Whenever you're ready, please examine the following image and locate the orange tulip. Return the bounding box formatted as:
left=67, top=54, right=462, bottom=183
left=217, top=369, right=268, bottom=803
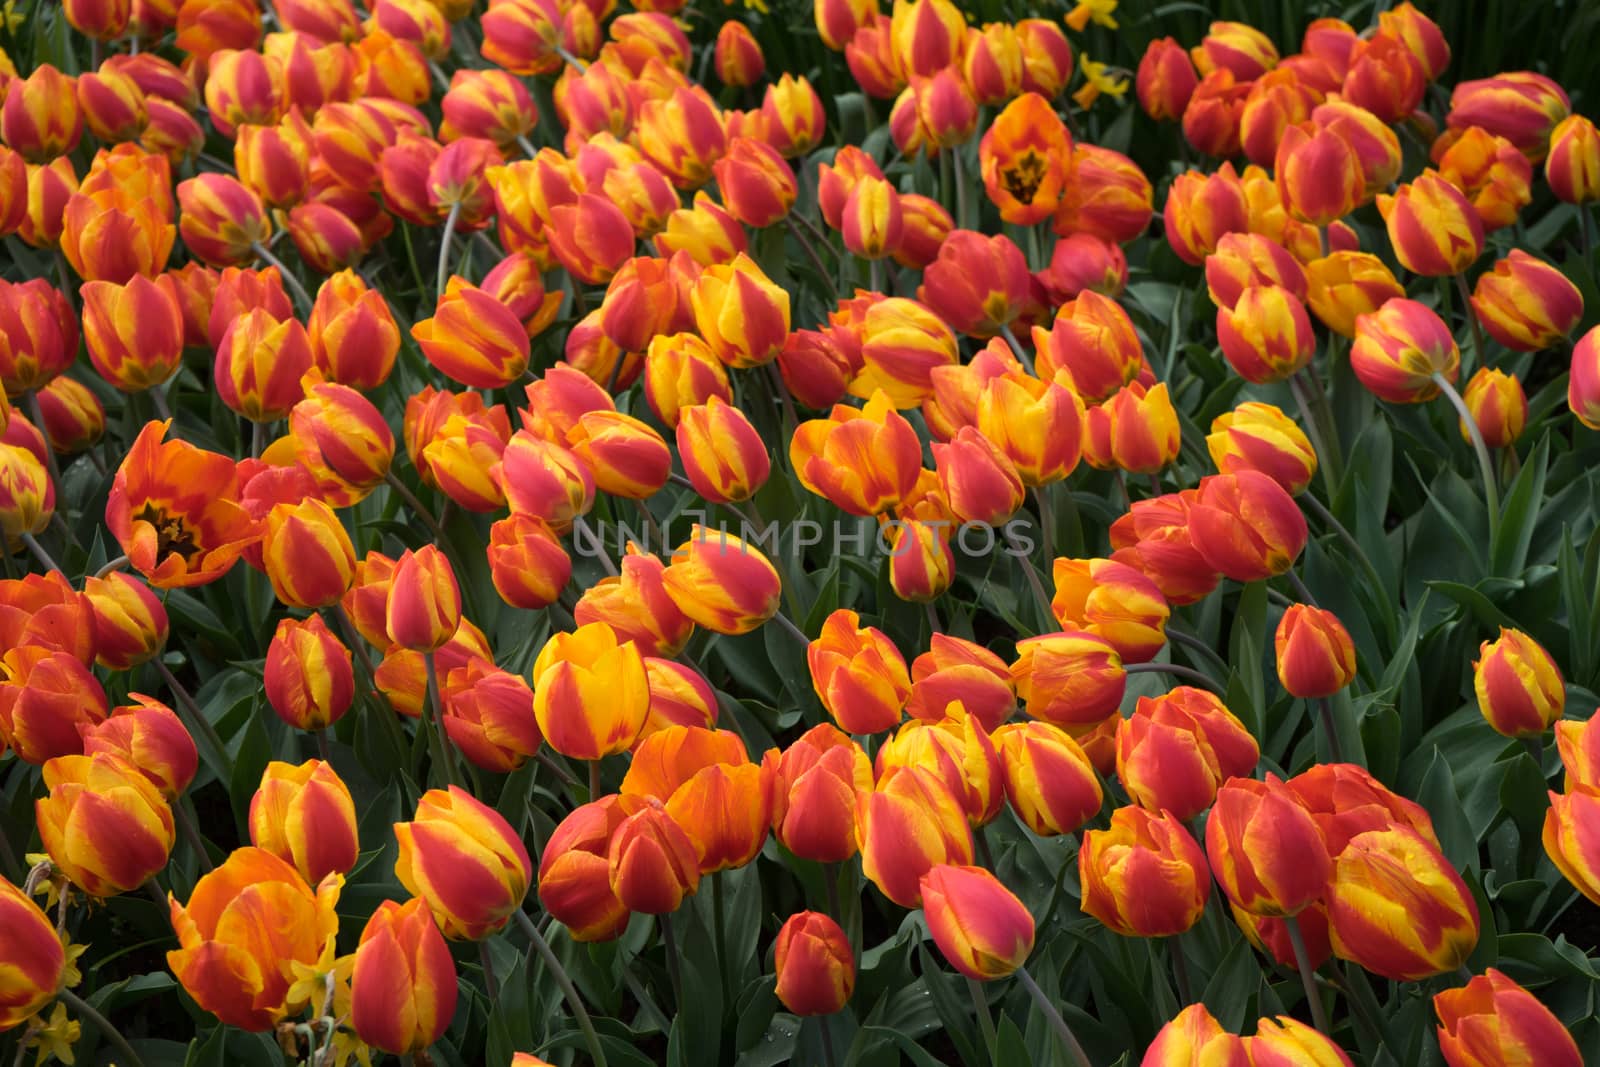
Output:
left=37, top=750, right=174, bottom=896
left=1080, top=806, right=1211, bottom=938
left=248, top=758, right=359, bottom=885
left=773, top=911, right=855, bottom=1015
left=395, top=785, right=533, bottom=940
left=1327, top=826, right=1480, bottom=980
left=1206, top=774, right=1330, bottom=917
left=350, top=898, right=457, bottom=1056
left=921, top=864, right=1035, bottom=980
left=264, top=614, right=354, bottom=731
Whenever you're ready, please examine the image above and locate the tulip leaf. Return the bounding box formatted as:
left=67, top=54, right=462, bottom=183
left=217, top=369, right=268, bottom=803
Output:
left=854, top=1025, right=951, bottom=1067
left=1560, top=528, right=1598, bottom=685
left=1416, top=748, right=1481, bottom=876
left=1199, top=936, right=1260, bottom=1033
left=730, top=1013, right=801, bottom=1067
left=916, top=942, right=983, bottom=1067
left=1491, top=434, right=1551, bottom=577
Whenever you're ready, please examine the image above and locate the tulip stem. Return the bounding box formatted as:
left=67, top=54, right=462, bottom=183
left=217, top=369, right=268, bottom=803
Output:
left=479, top=940, right=500, bottom=1000
left=819, top=1018, right=839, bottom=1067
left=764, top=362, right=800, bottom=444
left=94, top=554, right=130, bottom=579
left=574, top=516, right=619, bottom=576
left=18, top=532, right=61, bottom=577
left=659, top=911, right=684, bottom=1012
left=1032, top=487, right=1056, bottom=562
left=58, top=988, right=147, bottom=1067
left=0, top=824, right=19, bottom=882
left=999, top=324, right=1035, bottom=374
left=22, top=391, right=67, bottom=512
left=1014, top=966, right=1093, bottom=1067
left=1582, top=206, right=1595, bottom=263
left=1316, top=697, right=1346, bottom=764
left=555, top=45, right=589, bottom=72
left=1169, top=936, right=1193, bottom=1005
left=967, top=978, right=999, bottom=1065
left=1453, top=273, right=1488, bottom=375
left=328, top=605, right=379, bottom=698
left=1528, top=733, right=1546, bottom=770
left=951, top=146, right=973, bottom=232
left=435, top=201, right=462, bottom=303
left=785, top=217, right=840, bottom=303
left=250, top=420, right=267, bottom=460
left=422, top=651, right=462, bottom=788
left=1018, top=552, right=1055, bottom=631
left=1283, top=567, right=1318, bottom=607
left=316, top=728, right=332, bottom=763
left=923, top=600, right=941, bottom=637
left=152, top=659, right=234, bottom=782
left=712, top=873, right=731, bottom=1010
left=250, top=242, right=313, bottom=315
left=174, top=798, right=215, bottom=873
left=1432, top=372, right=1501, bottom=547
left=1163, top=626, right=1229, bottom=674
left=1123, top=661, right=1224, bottom=694
left=588, top=759, right=602, bottom=802
left=384, top=470, right=448, bottom=543
left=1284, top=914, right=1331, bottom=1036
left=513, top=910, right=608, bottom=1067
left=1298, top=493, right=1394, bottom=640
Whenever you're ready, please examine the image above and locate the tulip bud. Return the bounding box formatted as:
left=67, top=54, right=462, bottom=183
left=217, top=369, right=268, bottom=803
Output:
left=1050, top=557, right=1170, bottom=663
left=0, top=64, right=84, bottom=163
left=1342, top=31, right=1426, bottom=123
left=1448, top=72, right=1570, bottom=163
left=677, top=396, right=771, bottom=504
left=1207, top=775, right=1330, bottom=917
left=1010, top=631, right=1125, bottom=728
left=265, top=615, right=355, bottom=731
left=385, top=545, right=462, bottom=652
left=1573, top=325, right=1600, bottom=431
left=77, top=67, right=149, bottom=145
left=1032, top=290, right=1142, bottom=403
left=1351, top=297, right=1460, bottom=404
left=1328, top=826, right=1480, bottom=980
left=858, top=766, right=974, bottom=907
left=1473, top=627, right=1564, bottom=739
left=395, top=785, right=533, bottom=939
left=691, top=253, right=791, bottom=369
left=350, top=897, right=457, bottom=1056
left=1433, top=126, right=1533, bottom=233
left=81, top=697, right=195, bottom=799
left=1182, top=69, right=1249, bottom=159
left=1188, top=471, right=1308, bottom=584
left=661, top=527, right=782, bottom=636
left=934, top=426, right=1024, bottom=527
left=215, top=309, right=313, bottom=423
left=80, top=273, right=185, bottom=393
left=1470, top=250, right=1584, bottom=353
left=1274, top=123, right=1364, bottom=229
left=573, top=548, right=692, bottom=658
left=1080, top=806, right=1210, bottom=938
left=1247, top=1016, right=1357, bottom=1067
left=1205, top=233, right=1307, bottom=313
left=261, top=498, right=356, bottom=610
left=607, top=804, right=700, bottom=914
left=774, top=911, right=855, bottom=1015
left=805, top=608, right=910, bottom=735
left=1207, top=402, right=1318, bottom=496
left=37, top=750, right=174, bottom=896
left=1547, top=114, right=1600, bottom=205
left=35, top=376, right=105, bottom=455
left=1216, top=284, right=1316, bottom=384
left=1275, top=604, right=1357, bottom=699
left=84, top=571, right=168, bottom=670
left=537, top=795, right=640, bottom=942
left=1082, top=382, right=1182, bottom=475
left=1457, top=367, right=1527, bottom=451
left=918, top=230, right=1030, bottom=339
left=1545, top=785, right=1600, bottom=907
left=248, top=758, right=359, bottom=885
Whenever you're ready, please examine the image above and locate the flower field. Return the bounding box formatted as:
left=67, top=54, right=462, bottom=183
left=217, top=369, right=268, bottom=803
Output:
left=2, top=0, right=1600, bottom=1064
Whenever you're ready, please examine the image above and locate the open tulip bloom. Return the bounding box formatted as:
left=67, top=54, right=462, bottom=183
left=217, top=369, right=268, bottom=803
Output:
left=5, top=2, right=1600, bottom=1065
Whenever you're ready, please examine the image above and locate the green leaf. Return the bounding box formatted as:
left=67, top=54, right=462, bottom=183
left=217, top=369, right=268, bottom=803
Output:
left=1491, top=433, right=1550, bottom=576
left=1416, top=748, right=1481, bottom=876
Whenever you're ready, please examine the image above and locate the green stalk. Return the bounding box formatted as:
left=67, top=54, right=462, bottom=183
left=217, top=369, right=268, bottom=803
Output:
left=1432, top=372, right=1500, bottom=546
left=513, top=910, right=608, bottom=1067
left=1014, top=966, right=1092, bottom=1067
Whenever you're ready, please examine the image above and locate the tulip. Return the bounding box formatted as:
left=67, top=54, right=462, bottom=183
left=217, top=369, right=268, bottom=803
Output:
left=643, top=333, right=731, bottom=429
left=661, top=526, right=784, bottom=636
left=1079, top=806, right=1211, bottom=938
left=1554, top=717, right=1599, bottom=793
left=385, top=546, right=462, bottom=652
left=677, top=397, right=770, bottom=505
left=167, top=847, right=342, bottom=1031
left=1032, top=291, right=1142, bottom=404
left=1433, top=126, right=1533, bottom=232
left=712, top=137, right=795, bottom=229
left=439, top=658, right=541, bottom=773
left=1547, top=114, right=1600, bottom=204
left=1207, top=775, right=1330, bottom=917
left=532, top=621, right=650, bottom=760
left=766, top=724, right=873, bottom=857
left=858, top=765, right=974, bottom=907
left=1187, top=471, right=1309, bottom=583
left=1207, top=402, right=1318, bottom=496
left=175, top=174, right=269, bottom=270
left=978, top=93, right=1071, bottom=226
left=691, top=254, right=791, bottom=369
left=215, top=309, right=313, bottom=423
left=81, top=697, right=195, bottom=799
left=639, top=659, right=718, bottom=738
left=1181, top=68, right=1250, bottom=159
left=876, top=706, right=1002, bottom=826
left=248, top=759, right=359, bottom=886
left=1137, top=37, right=1198, bottom=121
left=1573, top=325, right=1600, bottom=431
left=0, top=64, right=83, bottom=163
left=497, top=431, right=594, bottom=531
left=106, top=420, right=259, bottom=589
left=1315, top=100, right=1403, bottom=201
left=0, top=646, right=108, bottom=764
left=608, top=804, right=700, bottom=914
left=0, top=443, right=50, bottom=545
left=1163, top=164, right=1250, bottom=266
left=653, top=192, right=749, bottom=265
left=634, top=86, right=726, bottom=188
left=32, top=377, right=102, bottom=457
left=1205, top=233, right=1307, bottom=313
left=261, top=499, right=356, bottom=610
left=808, top=608, right=912, bottom=735
left=760, top=73, right=825, bottom=158
left=1050, top=557, right=1170, bottom=663
left=1247, top=1016, right=1357, bottom=1067
left=1470, top=250, right=1584, bottom=352
left=1431, top=968, right=1582, bottom=1067
left=0, top=278, right=78, bottom=397
left=37, top=750, right=174, bottom=896
left=992, top=721, right=1103, bottom=837
left=1276, top=605, right=1357, bottom=699
left=547, top=193, right=634, bottom=285
left=974, top=373, right=1083, bottom=488
left=1217, top=284, right=1316, bottom=385
left=1473, top=628, right=1565, bottom=739
left=774, top=911, right=855, bottom=1016
left=0, top=877, right=65, bottom=1029
left=208, top=266, right=289, bottom=350
left=1082, top=383, right=1182, bottom=475
left=892, top=193, right=954, bottom=270
left=79, top=274, right=184, bottom=393
left=1042, top=233, right=1127, bottom=302
left=663, top=757, right=772, bottom=873
left=0, top=570, right=93, bottom=667
left=1328, top=826, right=1480, bottom=980
left=394, top=786, right=532, bottom=940
left=573, top=549, right=693, bottom=658
left=1010, top=631, right=1125, bottom=728
left=889, top=0, right=963, bottom=79
left=1145, top=1005, right=1250, bottom=1065
left=289, top=375, right=395, bottom=505
left=1377, top=171, right=1485, bottom=277
left=265, top=615, right=354, bottom=732
left=1342, top=32, right=1426, bottom=123
left=539, top=795, right=641, bottom=942
left=1448, top=72, right=1570, bottom=163
left=917, top=231, right=1030, bottom=339
left=921, top=864, right=1035, bottom=980
left=1459, top=368, right=1527, bottom=451
left=1275, top=123, right=1364, bottom=228
left=234, top=119, right=311, bottom=210
left=411, top=279, right=530, bottom=389
left=1351, top=298, right=1461, bottom=404
left=934, top=427, right=1024, bottom=527
left=350, top=898, right=457, bottom=1056
left=1545, top=787, right=1600, bottom=905
left=907, top=635, right=1015, bottom=731
left=1015, top=18, right=1073, bottom=98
